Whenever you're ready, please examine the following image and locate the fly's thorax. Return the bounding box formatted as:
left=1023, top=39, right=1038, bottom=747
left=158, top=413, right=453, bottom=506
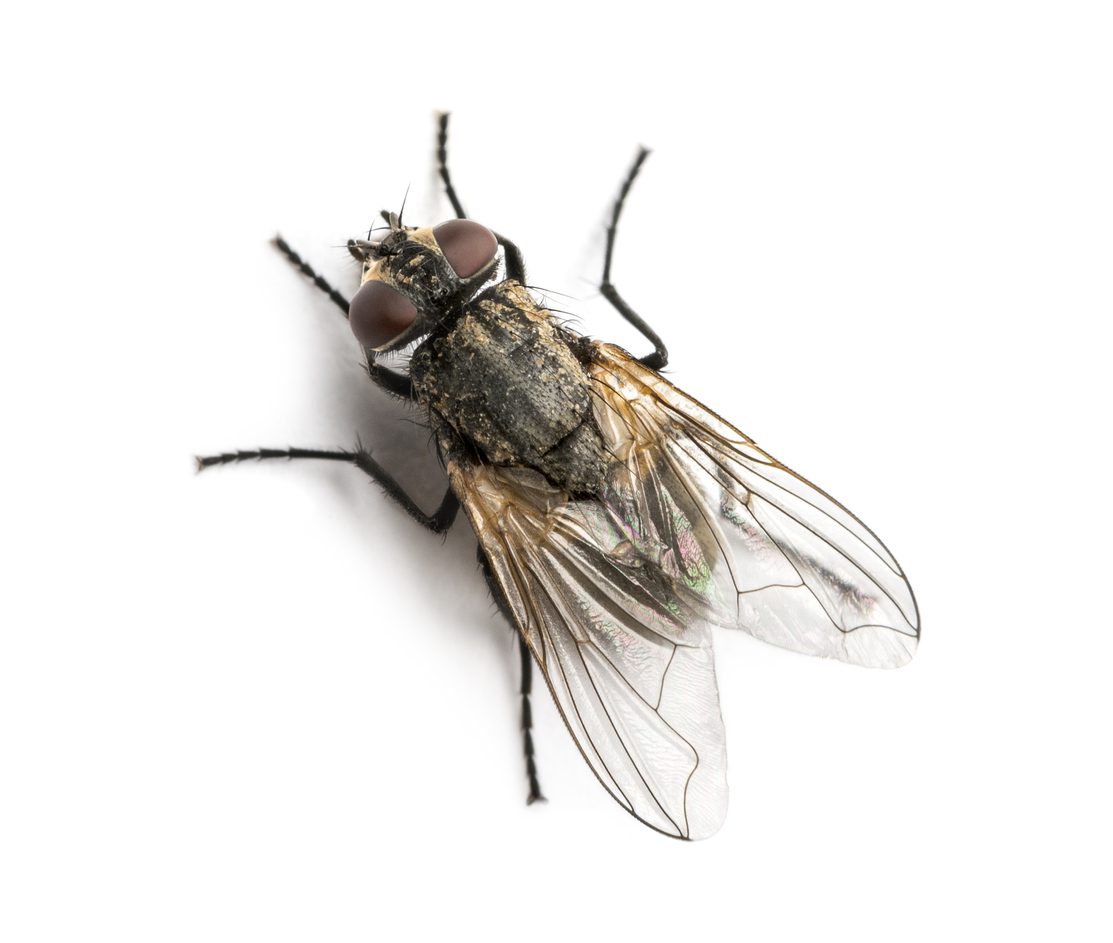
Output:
left=412, top=281, right=609, bottom=496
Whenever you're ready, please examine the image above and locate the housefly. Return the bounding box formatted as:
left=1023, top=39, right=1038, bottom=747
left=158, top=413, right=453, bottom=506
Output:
left=197, top=115, right=920, bottom=840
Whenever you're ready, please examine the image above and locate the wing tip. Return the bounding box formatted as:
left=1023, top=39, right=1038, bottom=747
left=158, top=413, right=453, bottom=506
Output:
left=843, top=625, right=919, bottom=668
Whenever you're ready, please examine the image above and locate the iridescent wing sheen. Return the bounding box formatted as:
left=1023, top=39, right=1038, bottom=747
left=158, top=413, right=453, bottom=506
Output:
left=444, top=446, right=728, bottom=840
left=588, top=343, right=920, bottom=668
left=443, top=340, right=918, bottom=840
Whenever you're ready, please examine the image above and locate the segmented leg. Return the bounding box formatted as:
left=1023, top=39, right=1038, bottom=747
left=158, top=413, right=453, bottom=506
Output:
left=436, top=112, right=468, bottom=221
left=517, top=633, right=545, bottom=804
left=195, top=447, right=459, bottom=533
left=272, top=236, right=350, bottom=316
left=600, top=149, right=669, bottom=370
left=271, top=237, right=413, bottom=399
left=478, top=546, right=546, bottom=804
left=436, top=113, right=526, bottom=282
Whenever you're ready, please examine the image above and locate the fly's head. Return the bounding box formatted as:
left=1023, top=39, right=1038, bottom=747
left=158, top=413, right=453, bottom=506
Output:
left=346, top=213, right=499, bottom=352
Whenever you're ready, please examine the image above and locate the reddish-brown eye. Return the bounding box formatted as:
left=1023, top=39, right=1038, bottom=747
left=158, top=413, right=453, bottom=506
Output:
left=433, top=219, right=497, bottom=278
left=348, top=280, right=418, bottom=349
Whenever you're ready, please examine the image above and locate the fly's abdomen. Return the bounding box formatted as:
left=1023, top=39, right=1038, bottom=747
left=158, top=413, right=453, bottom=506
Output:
left=411, top=282, right=608, bottom=495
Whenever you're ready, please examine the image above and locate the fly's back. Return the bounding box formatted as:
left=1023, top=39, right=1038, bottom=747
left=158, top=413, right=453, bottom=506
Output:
left=410, top=281, right=608, bottom=496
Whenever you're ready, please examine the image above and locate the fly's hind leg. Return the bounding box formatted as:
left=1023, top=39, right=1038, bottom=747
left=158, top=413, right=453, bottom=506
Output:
left=435, top=113, right=526, bottom=283
left=272, top=236, right=413, bottom=399
left=517, top=632, right=545, bottom=804
left=478, top=546, right=546, bottom=805
left=600, top=149, right=669, bottom=370
left=195, top=447, right=459, bottom=533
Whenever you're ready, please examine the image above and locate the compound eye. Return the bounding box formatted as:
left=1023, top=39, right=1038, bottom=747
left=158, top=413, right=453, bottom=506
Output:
left=432, top=219, right=498, bottom=278
left=349, top=280, right=418, bottom=349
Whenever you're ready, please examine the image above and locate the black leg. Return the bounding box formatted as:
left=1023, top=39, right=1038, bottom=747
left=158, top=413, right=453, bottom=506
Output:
left=517, top=633, right=545, bottom=804
left=495, top=234, right=526, bottom=284
left=478, top=546, right=545, bottom=804
left=195, top=447, right=459, bottom=534
left=601, top=149, right=669, bottom=370
left=272, top=236, right=350, bottom=316
left=363, top=359, right=414, bottom=400
left=436, top=112, right=468, bottom=220
left=436, top=113, right=526, bottom=283
left=271, top=236, right=413, bottom=398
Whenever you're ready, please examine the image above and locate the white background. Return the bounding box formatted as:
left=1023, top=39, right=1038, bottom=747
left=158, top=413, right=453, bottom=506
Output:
left=3, top=2, right=1111, bottom=940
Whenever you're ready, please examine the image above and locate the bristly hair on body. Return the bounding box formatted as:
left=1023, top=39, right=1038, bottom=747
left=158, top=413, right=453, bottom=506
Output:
left=197, top=113, right=919, bottom=840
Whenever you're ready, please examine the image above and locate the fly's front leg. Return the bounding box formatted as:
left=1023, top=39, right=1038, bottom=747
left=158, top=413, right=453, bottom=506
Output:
left=272, top=236, right=351, bottom=316
left=601, top=149, right=669, bottom=370
left=272, top=236, right=413, bottom=399
left=435, top=112, right=469, bottom=221
left=195, top=447, right=458, bottom=534
left=435, top=113, right=526, bottom=283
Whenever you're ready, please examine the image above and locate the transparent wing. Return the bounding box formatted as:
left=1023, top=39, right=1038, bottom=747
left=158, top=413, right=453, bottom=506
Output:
left=588, top=343, right=920, bottom=668
left=442, top=340, right=917, bottom=839
left=446, top=454, right=728, bottom=840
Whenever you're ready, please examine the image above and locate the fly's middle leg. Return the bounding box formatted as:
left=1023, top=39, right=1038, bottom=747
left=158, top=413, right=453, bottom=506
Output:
left=195, top=447, right=459, bottom=534
left=600, top=149, right=669, bottom=370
